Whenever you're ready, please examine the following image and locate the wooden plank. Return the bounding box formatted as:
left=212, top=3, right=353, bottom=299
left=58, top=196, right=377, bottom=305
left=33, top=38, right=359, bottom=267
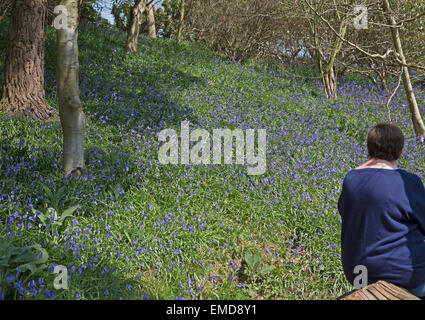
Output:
left=366, top=285, right=389, bottom=300
left=377, top=281, right=405, bottom=299
left=379, top=281, right=419, bottom=300
left=370, top=281, right=399, bottom=300
left=342, top=289, right=374, bottom=300
left=340, top=280, right=420, bottom=300
left=360, top=288, right=378, bottom=300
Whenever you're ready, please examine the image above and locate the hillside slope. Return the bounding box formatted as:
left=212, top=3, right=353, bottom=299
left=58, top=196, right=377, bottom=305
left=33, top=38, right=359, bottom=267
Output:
left=0, top=20, right=424, bottom=300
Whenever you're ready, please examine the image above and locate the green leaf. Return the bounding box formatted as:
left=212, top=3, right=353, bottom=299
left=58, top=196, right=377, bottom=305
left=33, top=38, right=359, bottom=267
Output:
left=60, top=205, right=79, bottom=221
left=31, top=245, right=49, bottom=264
left=9, top=250, right=36, bottom=264
left=17, top=262, right=38, bottom=274
left=258, top=265, right=275, bottom=275
left=34, top=209, right=48, bottom=225
left=244, top=251, right=253, bottom=269
left=0, top=260, right=10, bottom=268
left=56, top=186, right=66, bottom=200
left=42, top=184, right=53, bottom=200
left=0, top=238, right=9, bottom=250
left=252, top=252, right=261, bottom=271
left=124, top=230, right=132, bottom=243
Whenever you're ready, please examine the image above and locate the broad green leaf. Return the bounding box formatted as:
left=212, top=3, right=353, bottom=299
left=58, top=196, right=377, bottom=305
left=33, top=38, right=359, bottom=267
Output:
left=36, top=211, right=48, bottom=225
left=9, top=252, right=36, bottom=264
left=258, top=265, right=275, bottom=275
left=17, top=262, right=37, bottom=274
left=244, top=251, right=253, bottom=268
left=60, top=205, right=79, bottom=221
left=42, top=184, right=53, bottom=200
left=56, top=186, right=66, bottom=200
left=252, top=252, right=262, bottom=271
left=31, top=246, right=49, bottom=264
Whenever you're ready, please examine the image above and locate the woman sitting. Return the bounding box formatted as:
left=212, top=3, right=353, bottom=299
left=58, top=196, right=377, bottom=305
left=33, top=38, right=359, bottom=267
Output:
left=338, top=123, right=425, bottom=297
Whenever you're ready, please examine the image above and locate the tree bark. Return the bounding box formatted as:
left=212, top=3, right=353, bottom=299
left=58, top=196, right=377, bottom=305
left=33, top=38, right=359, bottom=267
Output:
left=0, top=0, right=56, bottom=119
left=126, top=0, right=145, bottom=53
left=307, top=0, right=348, bottom=100
left=177, top=0, right=185, bottom=42
left=146, top=0, right=157, bottom=39
left=323, top=16, right=347, bottom=99
left=382, top=0, right=425, bottom=137
left=56, top=0, right=86, bottom=176
left=0, top=0, right=13, bottom=21
left=323, top=65, right=338, bottom=100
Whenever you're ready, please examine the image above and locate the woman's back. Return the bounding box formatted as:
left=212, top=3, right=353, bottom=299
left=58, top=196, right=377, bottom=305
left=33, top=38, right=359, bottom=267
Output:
left=338, top=168, right=425, bottom=290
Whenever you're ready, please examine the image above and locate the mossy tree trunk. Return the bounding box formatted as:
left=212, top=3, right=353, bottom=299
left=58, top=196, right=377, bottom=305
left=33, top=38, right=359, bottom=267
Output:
left=0, top=0, right=56, bottom=119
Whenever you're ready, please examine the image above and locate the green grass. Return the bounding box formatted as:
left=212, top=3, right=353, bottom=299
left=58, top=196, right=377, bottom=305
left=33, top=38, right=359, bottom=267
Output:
left=0, top=19, right=424, bottom=300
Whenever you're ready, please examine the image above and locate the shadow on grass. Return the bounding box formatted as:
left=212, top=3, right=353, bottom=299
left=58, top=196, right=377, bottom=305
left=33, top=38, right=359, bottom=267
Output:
left=46, top=249, right=149, bottom=300
left=43, top=21, right=204, bottom=131
left=0, top=20, right=216, bottom=300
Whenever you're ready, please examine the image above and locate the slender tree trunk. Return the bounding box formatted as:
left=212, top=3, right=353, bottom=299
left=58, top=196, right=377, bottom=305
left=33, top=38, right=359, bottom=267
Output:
left=177, top=0, right=185, bottom=42
left=126, top=0, right=145, bottom=53
left=321, top=15, right=347, bottom=99
left=0, top=0, right=56, bottom=119
left=382, top=0, right=425, bottom=137
left=146, top=0, right=156, bottom=39
left=309, top=2, right=347, bottom=100
left=56, top=0, right=86, bottom=176
left=311, top=15, right=335, bottom=99
left=323, top=66, right=338, bottom=99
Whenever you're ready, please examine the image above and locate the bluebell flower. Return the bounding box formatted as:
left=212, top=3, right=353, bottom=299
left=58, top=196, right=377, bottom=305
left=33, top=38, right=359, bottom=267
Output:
left=6, top=274, right=15, bottom=282
left=44, top=289, right=55, bottom=300
left=237, top=282, right=246, bottom=288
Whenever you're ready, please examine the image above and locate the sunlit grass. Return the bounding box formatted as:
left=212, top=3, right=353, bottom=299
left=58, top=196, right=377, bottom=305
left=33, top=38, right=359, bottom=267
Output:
left=0, top=19, right=424, bottom=300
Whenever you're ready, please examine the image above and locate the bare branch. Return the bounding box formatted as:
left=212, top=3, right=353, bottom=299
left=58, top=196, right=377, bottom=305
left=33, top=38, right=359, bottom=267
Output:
left=303, top=0, right=425, bottom=71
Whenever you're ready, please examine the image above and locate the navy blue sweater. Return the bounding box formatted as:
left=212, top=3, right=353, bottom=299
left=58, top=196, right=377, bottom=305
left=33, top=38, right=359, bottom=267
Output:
left=338, top=168, right=425, bottom=290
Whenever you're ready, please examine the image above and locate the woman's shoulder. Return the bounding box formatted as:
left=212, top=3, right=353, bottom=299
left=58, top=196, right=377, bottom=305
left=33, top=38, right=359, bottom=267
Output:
left=343, top=168, right=415, bottom=183
left=347, top=168, right=424, bottom=188
left=396, top=169, right=424, bottom=186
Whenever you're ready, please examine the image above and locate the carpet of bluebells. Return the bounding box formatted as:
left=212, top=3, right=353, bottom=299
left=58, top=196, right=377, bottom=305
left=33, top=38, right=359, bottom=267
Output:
left=0, top=21, right=424, bottom=300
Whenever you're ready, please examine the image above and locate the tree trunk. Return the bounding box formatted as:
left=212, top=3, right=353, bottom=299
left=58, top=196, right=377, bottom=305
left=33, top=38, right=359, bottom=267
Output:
left=322, top=15, right=347, bottom=100
left=56, top=0, right=86, bottom=176
left=309, top=2, right=348, bottom=100
left=382, top=0, right=425, bottom=137
left=0, top=0, right=56, bottom=119
left=0, top=0, right=13, bottom=22
left=323, top=65, right=338, bottom=99
left=177, top=0, right=185, bottom=42
left=146, top=0, right=156, bottom=39
left=126, top=0, right=145, bottom=53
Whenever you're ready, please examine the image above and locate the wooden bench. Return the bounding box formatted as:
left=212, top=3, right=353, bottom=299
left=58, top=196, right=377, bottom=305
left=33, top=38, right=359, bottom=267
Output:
left=338, top=280, right=421, bottom=300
